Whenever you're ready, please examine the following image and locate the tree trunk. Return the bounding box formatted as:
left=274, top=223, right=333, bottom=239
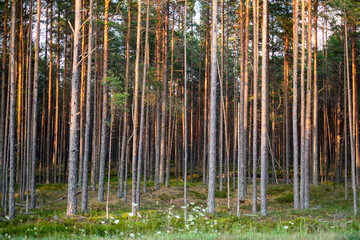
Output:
left=118, top=0, right=132, bottom=198
left=299, top=0, right=306, bottom=209
left=66, top=0, right=82, bottom=216
left=260, top=0, right=269, bottom=217
left=81, top=0, right=94, bottom=212
left=207, top=0, right=218, bottom=214
left=345, top=18, right=357, bottom=215
left=184, top=0, right=188, bottom=222
left=252, top=0, right=259, bottom=213
left=131, top=0, right=142, bottom=215
left=312, top=0, right=318, bottom=186
left=0, top=0, right=9, bottom=186
left=8, top=0, right=17, bottom=219
left=30, top=0, right=41, bottom=210
left=98, top=0, right=110, bottom=203
left=136, top=0, right=149, bottom=207
left=303, top=0, right=312, bottom=209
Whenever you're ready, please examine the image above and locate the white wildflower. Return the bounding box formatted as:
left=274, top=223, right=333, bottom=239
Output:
left=114, top=219, right=119, bottom=224
left=283, top=226, right=289, bottom=230
left=175, top=215, right=180, bottom=219
left=129, top=233, right=135, bottom=238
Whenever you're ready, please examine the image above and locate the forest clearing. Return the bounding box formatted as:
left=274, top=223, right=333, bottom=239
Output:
left=0, top=0, right=360, bottom=238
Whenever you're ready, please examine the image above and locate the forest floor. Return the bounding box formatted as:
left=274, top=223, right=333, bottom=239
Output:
left=0, top=177, right=359, bottom=239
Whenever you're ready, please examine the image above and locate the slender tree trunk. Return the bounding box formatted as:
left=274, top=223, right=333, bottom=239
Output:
left=252, top=0, right=259, bottom=213
left=299, top=0, right=306, bottom=209
left=303, top=0, right=312, bottom=209
left=131, top=0, right=142, bottom=215
left=351, top=26, right=359, bottom=185
left=118, top=0, right=132, bottom=198
left=8, top=0, right=17, bottom=219
left=219, top=0, right=224, bottom=192
left=345, top=18, right=357, bottom=215
left=161, top=1, right=169, bottom=186
left=98, top=0, right=110, bottom=203
left=312, top=0, right=318, bottom=186
left=105, top=111, right=114, bottom=219
left=136, top=0, right=149, bottom=207
left=184, top=0, right=188, bottom=222
left=154, top=0, right=161, bottom=189
left=207, top=0, right=218, bottom=214
left=0, top=0, right=9, bottom=185
left=81, top=0, right=94, bottom=212
left=46, top=1, right=54, bottom=184
left=260, top=0, right=269, bottom=217
left=67, top=0, right=82, bottom=216
left=30, top=0, right=41, bottom=209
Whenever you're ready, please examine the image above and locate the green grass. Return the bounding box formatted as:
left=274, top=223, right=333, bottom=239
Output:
left=0, top=182, right=359, bottom=239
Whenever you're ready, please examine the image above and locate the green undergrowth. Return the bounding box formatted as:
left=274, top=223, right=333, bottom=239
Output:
left=0, top=183, right=359, bottom=239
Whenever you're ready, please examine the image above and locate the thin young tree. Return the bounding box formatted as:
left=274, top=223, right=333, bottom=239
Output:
left=207, top=0, right=218, bottom=214
left=67, top=0, right=82, bottom=216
